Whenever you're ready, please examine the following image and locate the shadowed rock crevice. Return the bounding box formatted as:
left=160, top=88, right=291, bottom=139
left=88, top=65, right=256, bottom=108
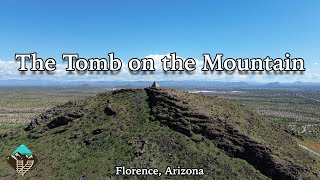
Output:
left=25, top=102, right=84, bottom=139
left=25, top=102, right=84, bottom=131
left=145, top=88, right=311, bottom=180
left=104, top=104, right=117, bottom=116
left=46, top=111, right=84, bottom=129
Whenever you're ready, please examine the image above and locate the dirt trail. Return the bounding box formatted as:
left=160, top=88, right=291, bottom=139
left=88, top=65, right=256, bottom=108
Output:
left=298, top=144, right=320, bottom=157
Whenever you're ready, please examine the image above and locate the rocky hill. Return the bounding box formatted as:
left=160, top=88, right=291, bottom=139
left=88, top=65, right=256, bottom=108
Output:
left=0, top=88, right=319, bottom=179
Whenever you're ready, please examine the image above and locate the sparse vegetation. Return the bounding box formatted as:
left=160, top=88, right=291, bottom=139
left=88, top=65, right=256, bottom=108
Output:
left=201, top=88, right=320, bottom=143
left=0, top=87, right=106, bottom=128
left=0, top=87, right=319, bottom=179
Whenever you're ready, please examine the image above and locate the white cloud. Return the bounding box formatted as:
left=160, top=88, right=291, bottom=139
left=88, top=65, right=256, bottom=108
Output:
left=0, top=54, right=320, bottom=83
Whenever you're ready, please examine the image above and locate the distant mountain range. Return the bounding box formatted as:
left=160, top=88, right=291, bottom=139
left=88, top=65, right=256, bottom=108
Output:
left=1, top=79, right=320, bottom=88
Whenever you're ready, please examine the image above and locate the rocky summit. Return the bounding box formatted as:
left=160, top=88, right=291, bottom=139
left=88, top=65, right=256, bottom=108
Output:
left=0, top=88, right=319, bottom=179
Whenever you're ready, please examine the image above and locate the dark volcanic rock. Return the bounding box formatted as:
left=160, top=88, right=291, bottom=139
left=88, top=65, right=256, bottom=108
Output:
left=69, top=132, right=82, bottom=139
left=145, top=87, right=311, bottom=180
left=112, top=89, right=136, bottom=94
left=83, top=139, right=91, bottom=145
left=0, top=130, right=19, bottom=138
left=46, top=110, right=84, bottom=129
left=92, top=127, right=108, bottom=135
left=104, top=104, right=117, bottom=116
left=46, top=116, right=74, bottom=129
left=25, top=103, right=83, bottom=131
left=28, top=133, right=43, bottom=139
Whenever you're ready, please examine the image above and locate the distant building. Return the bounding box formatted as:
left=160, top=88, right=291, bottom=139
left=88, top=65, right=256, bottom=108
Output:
left=151, top=81, right=160, bottom=88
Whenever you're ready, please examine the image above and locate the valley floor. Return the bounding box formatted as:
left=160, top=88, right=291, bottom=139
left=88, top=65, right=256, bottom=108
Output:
left=194, top=88, right=320, bottom=155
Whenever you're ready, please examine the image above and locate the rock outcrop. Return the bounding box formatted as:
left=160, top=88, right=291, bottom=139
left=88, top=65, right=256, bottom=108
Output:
left=145, top=88, right=314, bottom=179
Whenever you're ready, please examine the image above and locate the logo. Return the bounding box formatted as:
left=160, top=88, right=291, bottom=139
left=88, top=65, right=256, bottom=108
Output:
left=7, top=144, right=38, bottom=176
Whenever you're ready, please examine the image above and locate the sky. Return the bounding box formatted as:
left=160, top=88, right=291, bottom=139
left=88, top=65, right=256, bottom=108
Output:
left=0, top=0, right=320, bottom=83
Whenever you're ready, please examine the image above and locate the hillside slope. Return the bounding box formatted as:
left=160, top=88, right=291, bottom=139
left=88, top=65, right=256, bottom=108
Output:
left=0, top=88, right=319, bottom=179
